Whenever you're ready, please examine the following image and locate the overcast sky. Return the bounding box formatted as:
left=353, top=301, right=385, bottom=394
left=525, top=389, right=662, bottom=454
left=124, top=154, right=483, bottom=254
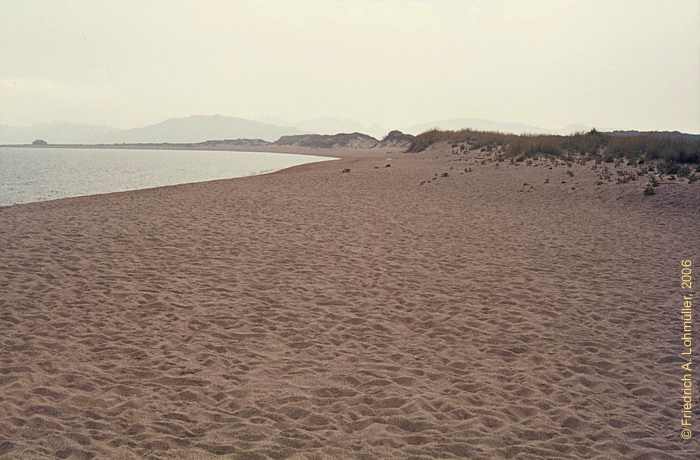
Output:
left=1, top=0, right=698, bottom=132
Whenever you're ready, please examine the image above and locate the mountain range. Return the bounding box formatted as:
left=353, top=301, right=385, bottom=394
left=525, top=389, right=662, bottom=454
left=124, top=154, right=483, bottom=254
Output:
left=0, top=115, right=393, bottom=144
left=0, top=115, right=300, bottom=144
left=4, top=115, right=687, bottom=145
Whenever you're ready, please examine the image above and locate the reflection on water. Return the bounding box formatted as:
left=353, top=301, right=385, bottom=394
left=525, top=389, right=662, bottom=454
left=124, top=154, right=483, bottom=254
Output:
left=0, top=147, right=335, bottom=206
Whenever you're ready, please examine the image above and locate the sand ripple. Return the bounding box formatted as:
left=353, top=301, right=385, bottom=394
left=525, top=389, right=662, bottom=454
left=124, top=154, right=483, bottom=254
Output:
left=1, top=149, right=698, bottom=458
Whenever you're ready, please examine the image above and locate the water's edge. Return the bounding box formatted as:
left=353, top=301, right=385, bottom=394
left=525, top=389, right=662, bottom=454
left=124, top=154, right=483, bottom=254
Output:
left=0, top=148, right=338, bottom=208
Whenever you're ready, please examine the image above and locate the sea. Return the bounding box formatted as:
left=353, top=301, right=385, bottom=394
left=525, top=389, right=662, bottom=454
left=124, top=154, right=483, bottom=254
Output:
left=0, top=147, right=335, bottom=206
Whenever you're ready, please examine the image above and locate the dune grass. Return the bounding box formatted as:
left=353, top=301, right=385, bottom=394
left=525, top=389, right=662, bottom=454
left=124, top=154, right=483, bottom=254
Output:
left=408, top=128, right=700, bottom=167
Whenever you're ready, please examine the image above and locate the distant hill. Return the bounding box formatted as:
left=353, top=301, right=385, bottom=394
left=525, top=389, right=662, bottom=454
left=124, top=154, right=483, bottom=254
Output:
left=292, top=117, right=385, bottom=139
left=276, top=132, right=379, bottom=149
left=0, top=115, right=299, bottom=144
left=377, top=130, right=415, bottom=149
left=109, top=115, right=298, bottom=143
left=406, top=118, right=551, bottom=135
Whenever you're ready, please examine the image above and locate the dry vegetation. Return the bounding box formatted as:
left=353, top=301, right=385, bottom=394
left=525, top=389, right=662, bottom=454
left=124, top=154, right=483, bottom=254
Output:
left=408, top=129, right=700, bottom=173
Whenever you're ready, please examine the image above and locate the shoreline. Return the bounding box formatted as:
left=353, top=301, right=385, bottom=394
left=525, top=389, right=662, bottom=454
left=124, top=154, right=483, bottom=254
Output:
left=0, top=147, right=353, bottom=209
left=0, top=142, right=403, bottom=159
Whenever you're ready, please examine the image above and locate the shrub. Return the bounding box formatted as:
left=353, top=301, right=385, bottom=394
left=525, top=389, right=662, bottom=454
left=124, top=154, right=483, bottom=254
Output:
left=677, top=165, right=691, bottom=177
left=407, top=129, right=700, bottom=171
left=658, top=159, right=680, bottom=175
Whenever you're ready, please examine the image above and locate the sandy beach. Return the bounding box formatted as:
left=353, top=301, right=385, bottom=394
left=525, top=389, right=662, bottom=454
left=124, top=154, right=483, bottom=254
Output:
left=1, top=145, right=698, bottom=459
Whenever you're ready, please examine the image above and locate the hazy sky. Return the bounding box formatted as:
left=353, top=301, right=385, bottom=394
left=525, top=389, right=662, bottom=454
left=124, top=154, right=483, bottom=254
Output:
left=1, top=0, right=698, bottom=132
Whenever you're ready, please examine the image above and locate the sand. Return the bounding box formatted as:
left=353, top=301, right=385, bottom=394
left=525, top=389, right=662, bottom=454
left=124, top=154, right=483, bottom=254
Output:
left=0, top=144, right=698, bottom=459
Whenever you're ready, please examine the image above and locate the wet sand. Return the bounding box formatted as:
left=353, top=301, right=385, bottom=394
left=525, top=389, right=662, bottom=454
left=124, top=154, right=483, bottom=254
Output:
left=0, top=145, right=698, bottom=459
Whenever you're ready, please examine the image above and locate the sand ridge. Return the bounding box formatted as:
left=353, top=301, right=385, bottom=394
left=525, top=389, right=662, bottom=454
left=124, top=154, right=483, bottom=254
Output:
left=0, top=145, right=698, bottom=459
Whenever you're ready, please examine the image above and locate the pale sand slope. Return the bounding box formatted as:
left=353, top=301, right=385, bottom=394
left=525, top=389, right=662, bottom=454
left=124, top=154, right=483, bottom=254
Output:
left=0, top=145, right=698, bottom=459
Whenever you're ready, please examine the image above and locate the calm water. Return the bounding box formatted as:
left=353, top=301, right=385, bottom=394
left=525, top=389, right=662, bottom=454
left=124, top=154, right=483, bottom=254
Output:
left=0, top=147, right=335, bottom=206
